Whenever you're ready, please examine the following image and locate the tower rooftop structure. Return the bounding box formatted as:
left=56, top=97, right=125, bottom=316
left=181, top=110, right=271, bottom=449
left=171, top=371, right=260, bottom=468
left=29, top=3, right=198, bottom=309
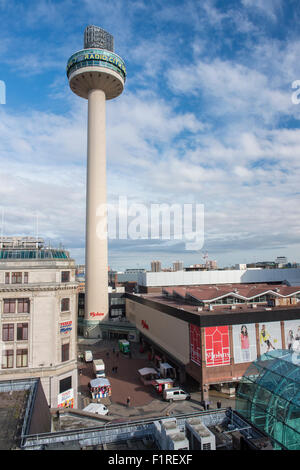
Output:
left=84, top=25, right=114, bottom=51
left=66, top=25, right=126, bottom=100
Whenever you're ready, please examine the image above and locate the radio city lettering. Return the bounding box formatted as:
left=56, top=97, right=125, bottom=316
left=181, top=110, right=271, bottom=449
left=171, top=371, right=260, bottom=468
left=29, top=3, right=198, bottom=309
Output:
left=67, top=50, right=126, bottom=77
left=90, top=312, right=105, bottom=317
left=141, top=320, right=149, bottom=330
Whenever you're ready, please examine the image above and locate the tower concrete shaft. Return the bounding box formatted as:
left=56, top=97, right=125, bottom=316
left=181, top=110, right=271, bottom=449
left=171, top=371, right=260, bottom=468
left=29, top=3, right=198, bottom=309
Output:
left=85, top=88, right=108, bottom=322
left=67, top=26, right=126, bottom=335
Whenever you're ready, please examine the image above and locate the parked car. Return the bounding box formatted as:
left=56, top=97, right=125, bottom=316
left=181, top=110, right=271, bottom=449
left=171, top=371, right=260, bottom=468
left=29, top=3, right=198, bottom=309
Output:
left=163, top=387, right=191, bottom=402
left=84, top=350, right=93, bottom=362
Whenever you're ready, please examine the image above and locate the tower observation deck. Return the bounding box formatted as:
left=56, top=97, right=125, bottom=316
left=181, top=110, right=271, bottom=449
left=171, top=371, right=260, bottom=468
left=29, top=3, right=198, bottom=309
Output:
left=67, top=26, right=126, bottom=335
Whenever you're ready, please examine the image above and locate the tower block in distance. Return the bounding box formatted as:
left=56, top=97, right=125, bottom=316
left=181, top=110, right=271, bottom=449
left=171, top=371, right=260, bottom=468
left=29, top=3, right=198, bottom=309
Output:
left=67, top=26, right=126, bottom=336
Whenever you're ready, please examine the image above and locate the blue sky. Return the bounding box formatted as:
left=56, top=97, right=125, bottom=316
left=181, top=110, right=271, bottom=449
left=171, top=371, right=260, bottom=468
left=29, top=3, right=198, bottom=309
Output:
left=1, top=0, right=300, bottom=270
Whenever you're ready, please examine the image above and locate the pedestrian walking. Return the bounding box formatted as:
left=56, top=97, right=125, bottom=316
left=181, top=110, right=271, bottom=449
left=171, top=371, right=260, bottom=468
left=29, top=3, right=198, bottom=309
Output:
left=217, top=400, right=222, bottom=409
left=126, top=396, right=131, bottom=407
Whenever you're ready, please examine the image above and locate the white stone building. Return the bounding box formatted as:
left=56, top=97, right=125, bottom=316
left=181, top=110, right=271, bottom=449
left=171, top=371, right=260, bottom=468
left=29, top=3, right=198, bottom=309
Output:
left=0, top=237, right=78, bottom=408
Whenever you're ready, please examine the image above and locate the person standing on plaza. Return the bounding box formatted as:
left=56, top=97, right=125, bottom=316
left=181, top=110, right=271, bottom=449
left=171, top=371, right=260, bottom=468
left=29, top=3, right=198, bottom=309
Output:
left=126, top=396, right=131, bottom=407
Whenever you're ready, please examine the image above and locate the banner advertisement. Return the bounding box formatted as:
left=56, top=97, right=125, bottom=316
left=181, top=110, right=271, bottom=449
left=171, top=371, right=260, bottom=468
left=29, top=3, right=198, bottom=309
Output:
left=57, top=388, right=74, bottom=409
left=190, top=324, right=201, bottom=366
left=284, top=320, right=300, bottom=351
left=205, top=326, right=230, bottom=367
left=60, top=321, right=72, bottom=334
left=232, top=323, right=257, bottom=364
left=258, top=321, right=282, bottom=354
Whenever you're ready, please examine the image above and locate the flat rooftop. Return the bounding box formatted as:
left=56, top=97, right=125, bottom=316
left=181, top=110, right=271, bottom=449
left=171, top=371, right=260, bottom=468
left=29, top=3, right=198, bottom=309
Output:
left=135, top=282, right=300, bottom=316
left=0, top=389, right=29, bottom=449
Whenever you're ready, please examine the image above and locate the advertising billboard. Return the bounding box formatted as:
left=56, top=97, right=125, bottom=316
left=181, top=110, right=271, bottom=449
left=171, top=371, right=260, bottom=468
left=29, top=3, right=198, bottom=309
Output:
left=232, top=323, right=257, bottom=364
left=205, top=326, right=230, bottom=367
left=57, top=388, right=74, bottom=409
left=284, top=319, right=300, bottom=350
left=258, top=321, right=282, bottom=354
left=190, top=324, right=201, bottom=366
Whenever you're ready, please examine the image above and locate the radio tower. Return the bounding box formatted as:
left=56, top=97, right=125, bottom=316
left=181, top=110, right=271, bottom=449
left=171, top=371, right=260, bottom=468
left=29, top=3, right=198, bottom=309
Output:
left=67, top=26, right=126, bottom=336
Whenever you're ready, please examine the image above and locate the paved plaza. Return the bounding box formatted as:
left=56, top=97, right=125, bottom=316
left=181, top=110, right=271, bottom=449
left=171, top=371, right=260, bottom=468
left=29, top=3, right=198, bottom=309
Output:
left=76, top=338, right=235, bottom=422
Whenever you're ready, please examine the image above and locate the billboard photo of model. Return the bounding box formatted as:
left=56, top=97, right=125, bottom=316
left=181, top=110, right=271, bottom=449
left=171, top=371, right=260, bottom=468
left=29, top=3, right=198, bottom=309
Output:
left=284, top=320, right=300, bottom=351
left=232, top=323, right=257, bottom=364
left=259, top=322, right=282, bottom=354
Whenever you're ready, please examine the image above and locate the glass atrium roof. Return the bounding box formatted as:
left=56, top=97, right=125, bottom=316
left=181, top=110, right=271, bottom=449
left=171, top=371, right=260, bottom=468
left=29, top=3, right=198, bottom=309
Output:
left=236, top=349, right=300, bottom=450
left=0, top=249, right=69, bottom=260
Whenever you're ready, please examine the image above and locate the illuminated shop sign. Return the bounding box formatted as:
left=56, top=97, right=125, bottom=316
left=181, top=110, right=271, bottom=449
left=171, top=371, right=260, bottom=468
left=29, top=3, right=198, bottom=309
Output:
left=90, top=312, right=105, bottom=317
left=66, top=49, right=126, bottom=78
left=60, top=321, right=72, bottom=334
left=141, top=320, right=149, bottom=330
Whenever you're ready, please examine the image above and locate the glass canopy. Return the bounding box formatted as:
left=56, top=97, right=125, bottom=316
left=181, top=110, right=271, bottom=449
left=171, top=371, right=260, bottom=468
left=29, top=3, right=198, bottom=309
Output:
left=236, top=349, right=300, bottom=450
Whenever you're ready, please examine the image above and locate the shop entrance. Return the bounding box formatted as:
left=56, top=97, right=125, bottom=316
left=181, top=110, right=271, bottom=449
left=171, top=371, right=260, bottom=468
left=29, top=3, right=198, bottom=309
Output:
left=108, top=331, right=128, bottom=340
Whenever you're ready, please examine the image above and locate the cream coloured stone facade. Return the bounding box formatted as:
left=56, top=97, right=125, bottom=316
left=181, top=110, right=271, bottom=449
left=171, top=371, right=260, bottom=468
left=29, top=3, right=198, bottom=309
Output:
left=0, top=241, right=78, bottom=409
left=126, top=298, right=190, bottom=365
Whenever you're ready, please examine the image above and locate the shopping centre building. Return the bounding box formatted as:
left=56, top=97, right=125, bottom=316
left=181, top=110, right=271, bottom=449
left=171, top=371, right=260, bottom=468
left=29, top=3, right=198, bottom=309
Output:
left=126, top=281, right=300, bottom=400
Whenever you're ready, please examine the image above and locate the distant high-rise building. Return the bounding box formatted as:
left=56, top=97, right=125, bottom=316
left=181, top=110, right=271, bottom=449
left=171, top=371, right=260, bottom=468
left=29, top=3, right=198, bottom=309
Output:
left=207, top=260, right=218, bottom=270
left=151, top=260, right=161, bottom=272
left=173, top=261, right=183, bottom=271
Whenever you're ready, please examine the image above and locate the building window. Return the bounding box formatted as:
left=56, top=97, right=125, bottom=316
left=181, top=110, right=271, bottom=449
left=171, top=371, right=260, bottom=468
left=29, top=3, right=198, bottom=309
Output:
left=61, top=271, right=70, bottom=282
left=5, top=272, right=10, bottom=284
left=110, top=308, right=123, bottom=317
left=24, top=272, right=29, bottom=284
left=2, top=350, right=13, bottom=369
left=17, top=298, right=30, bottom=314
left=11, top=272, right=22, bottom=284
left=2, top=324, right=14, bottom=341
left=59, top=376, right=72, bottom=394
left=3, top=299, right=16, bottom=314
left=17, top=323, right=28, bottom=341
left=62, top=343, right=69, bottom=362
left=61, top=298, right=70, bottom=312
left=16, top=349, right=28, bottom=367
left=111, top=297, right=125, bottom=305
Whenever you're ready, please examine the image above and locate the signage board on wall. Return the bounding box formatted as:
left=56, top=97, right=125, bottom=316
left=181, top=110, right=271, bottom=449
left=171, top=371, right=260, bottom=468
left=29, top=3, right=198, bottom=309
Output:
left=258, top=321, right=282, bottom=354
left=60, top=321, right=72, bottom=334
left=190, top=324, right=201, bottom=366
left=57, top=388, right=74, bottom=409
left=284, top=319, right=300, bottom=350
left=232, top=323, right=257, bottom=364
left=205, top=326, right=230, bottom=367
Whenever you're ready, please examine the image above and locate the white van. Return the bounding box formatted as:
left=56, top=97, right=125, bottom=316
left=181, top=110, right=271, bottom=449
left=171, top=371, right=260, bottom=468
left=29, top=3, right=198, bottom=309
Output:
left=84, top=350, right=93, bottom=362
left=163, top=387, right=191, bottom=402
